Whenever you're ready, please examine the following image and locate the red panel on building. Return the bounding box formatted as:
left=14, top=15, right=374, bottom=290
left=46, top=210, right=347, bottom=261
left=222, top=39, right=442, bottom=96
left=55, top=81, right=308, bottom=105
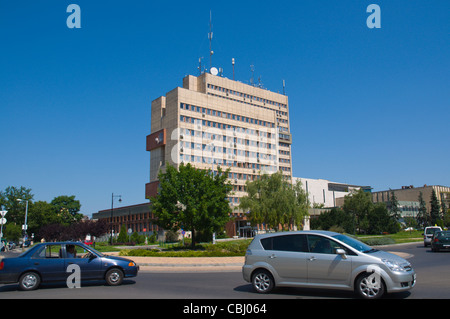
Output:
left=146, top=129, right=166, bottom=151
left=145, top=181, right=160, bottom=199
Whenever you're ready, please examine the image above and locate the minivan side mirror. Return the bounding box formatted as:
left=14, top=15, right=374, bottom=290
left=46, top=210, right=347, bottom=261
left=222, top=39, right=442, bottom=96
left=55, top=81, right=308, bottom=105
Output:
left=336, top=248, right=347, bottom=259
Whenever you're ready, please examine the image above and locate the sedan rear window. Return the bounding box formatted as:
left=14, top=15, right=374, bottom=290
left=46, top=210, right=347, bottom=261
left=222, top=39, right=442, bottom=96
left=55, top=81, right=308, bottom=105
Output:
left=437, top=231, right=450, bottom=238
left=426, top=228, right=441, bottom=234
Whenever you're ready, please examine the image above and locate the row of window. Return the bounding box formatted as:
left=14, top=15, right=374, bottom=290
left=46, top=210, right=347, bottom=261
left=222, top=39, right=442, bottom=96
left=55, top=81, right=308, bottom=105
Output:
left=207, top=83, right=288, bottom=109
left=180, top=102, right=276, bottom=128
left=207, top=92, right=290, bottom=120
left=179, top=139, right=276, bottom=155
left=179, top=154, right=278, bottom=171
left=179, top=124, right=275, bottom=143
left=180, top=142, right=278, bottom=163
left=179, top=115, right=280, bottom=146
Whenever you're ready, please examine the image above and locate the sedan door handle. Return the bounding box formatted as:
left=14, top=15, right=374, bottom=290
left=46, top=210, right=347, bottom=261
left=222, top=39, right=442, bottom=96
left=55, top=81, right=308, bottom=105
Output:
left=269, top=254, right=277, bottom=259
left=34, top=262, right=40, bottom=265
left=308, top=256, right=316, bottom=261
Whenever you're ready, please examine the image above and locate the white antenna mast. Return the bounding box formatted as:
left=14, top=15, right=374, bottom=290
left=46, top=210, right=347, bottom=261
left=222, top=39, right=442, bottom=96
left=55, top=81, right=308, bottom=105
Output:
left=208, top=10, right=214, bottom=71
left=250, top=64, right=255, bottom=86
left=232, top=58, right=235, bottom=80
left=198, top=57, right=204, bottom=75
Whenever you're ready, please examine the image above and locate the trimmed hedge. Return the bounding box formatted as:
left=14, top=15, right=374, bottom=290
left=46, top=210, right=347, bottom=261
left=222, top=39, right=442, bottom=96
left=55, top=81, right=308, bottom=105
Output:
left=360, top=236, right=396, bottom=246
left=120, top=239, right=252, bottom=257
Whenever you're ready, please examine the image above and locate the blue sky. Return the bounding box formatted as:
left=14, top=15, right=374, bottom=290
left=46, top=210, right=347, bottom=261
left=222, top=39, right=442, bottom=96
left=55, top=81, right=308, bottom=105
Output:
left=1, top=0, right=449, bottom=216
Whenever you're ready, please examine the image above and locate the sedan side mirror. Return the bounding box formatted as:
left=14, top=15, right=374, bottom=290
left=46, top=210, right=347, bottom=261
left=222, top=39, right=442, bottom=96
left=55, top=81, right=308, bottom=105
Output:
left=336, top=248, right=347, bottom=259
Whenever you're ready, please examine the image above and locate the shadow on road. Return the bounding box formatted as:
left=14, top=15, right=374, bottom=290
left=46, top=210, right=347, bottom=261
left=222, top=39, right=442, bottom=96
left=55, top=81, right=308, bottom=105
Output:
left=234, top=283, right=410, bottom=299
left=0, top=279, right=137, bottom=292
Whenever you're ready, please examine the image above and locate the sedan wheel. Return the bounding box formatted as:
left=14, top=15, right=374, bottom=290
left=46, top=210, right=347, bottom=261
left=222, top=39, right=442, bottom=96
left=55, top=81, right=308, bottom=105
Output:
left=105, top=268, right=124, bottom=286
left=252, top=270, right=274, bottom=294
left=19, top=272, right=41, bottom=291
left=356, top=272, right=385, bottom=299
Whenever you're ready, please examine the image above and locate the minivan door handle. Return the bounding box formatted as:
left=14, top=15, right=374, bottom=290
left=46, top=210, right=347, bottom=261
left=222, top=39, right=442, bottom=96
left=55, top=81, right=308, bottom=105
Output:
left=269, top=254, right=277, bottom=259
left=308, top=256, right=316, bottom=261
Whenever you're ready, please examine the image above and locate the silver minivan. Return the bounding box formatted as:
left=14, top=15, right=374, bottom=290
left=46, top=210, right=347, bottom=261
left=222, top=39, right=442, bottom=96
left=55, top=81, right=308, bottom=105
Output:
left=242, top=230, right=416, bottom=299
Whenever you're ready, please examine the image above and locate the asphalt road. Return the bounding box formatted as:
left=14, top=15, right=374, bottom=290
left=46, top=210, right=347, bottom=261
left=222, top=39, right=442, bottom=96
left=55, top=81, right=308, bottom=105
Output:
left=1, top=242, right=449, bottom=300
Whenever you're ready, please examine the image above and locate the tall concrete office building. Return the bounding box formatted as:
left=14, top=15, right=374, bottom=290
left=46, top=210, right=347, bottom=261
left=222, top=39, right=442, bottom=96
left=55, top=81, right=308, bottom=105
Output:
left=146, top=72, right=292, bottom=226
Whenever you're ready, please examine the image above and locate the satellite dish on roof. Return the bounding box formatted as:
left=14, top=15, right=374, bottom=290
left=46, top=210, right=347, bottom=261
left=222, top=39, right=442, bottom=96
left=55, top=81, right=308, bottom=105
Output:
left=210, top=67, right=218, bottom=76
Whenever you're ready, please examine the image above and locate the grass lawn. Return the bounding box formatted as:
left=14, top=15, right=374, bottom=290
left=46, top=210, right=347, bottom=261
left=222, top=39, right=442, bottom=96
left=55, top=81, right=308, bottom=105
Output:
left=355, top=230, right=423, bottom=245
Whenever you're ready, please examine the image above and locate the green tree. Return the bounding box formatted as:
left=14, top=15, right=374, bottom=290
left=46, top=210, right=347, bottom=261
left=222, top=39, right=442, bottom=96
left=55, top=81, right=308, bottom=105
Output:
left=367, top=202, right=400, bottom=234
left=0, top=186, right=34, bottom=225
left=239, top=172, right=309, bottom=231
left=429, top=190, right=441, bottom=226
left=342, top=189, right=373, bottom=234
left=389, top=191, right=401, bottom=220
left=311, top=207, right=353, bottom=233
left=50, top=195, right=82, bottom=224
left=342, top=189, right=400, bottom=234
left=151, top=163, right=232, bottom=248
left=117, top=224, right=128, bottom=243
left=27, top=201, right=59, bottom=237
left=416, top=192, right=428, bottom=227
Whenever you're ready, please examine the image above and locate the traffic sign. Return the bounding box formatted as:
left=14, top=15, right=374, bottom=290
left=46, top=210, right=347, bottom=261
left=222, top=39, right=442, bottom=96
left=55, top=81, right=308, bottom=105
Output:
left=0, top=218, right=6, bottom=225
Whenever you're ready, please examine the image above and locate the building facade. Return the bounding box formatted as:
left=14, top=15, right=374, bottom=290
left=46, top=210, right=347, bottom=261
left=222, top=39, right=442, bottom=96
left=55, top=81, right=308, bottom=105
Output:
left=146, top=72, right=292, bottom=220
left=371, top=185, right=450, bottom=218
left=293, top=177, right=372, bottom=208
left=92, top=203, right=157, bottom=238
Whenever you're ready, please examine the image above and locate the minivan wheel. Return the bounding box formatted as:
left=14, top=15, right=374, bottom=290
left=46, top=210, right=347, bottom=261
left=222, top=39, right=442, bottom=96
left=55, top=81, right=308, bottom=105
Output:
left=355, top=272, right=386, bottom=299
left=252, top=270, right=274, bottom=294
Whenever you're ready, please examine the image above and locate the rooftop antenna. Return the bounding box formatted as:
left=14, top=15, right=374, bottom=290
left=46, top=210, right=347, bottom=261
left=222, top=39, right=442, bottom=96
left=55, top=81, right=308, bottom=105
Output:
left=283, top=79, right=286, bottom=95
left=232, top=58, right=235, bottom=80
left=208, top=10, right=214, bottom=71
left=198, top=57, right=204, bottom=75
left=250, top=64, right=255, bottom=86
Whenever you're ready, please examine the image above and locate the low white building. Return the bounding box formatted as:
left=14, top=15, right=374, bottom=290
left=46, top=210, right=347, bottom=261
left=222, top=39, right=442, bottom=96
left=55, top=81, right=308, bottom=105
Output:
left=293, top=177, right=371, bottom=208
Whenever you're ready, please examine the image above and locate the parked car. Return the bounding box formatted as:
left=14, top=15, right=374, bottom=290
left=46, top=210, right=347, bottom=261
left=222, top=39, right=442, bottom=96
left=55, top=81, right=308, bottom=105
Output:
left=423, top=226, right=442, bottom=247
left=431, top=231, right=450, bottom=252
left=0, top=241, right=139, bottom=290
left=242, top=230, right=416, bottom=299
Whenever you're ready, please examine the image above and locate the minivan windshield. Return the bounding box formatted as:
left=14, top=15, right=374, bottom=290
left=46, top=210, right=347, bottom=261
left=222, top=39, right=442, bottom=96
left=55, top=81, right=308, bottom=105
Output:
left=332, top=234, right=377, bottom=253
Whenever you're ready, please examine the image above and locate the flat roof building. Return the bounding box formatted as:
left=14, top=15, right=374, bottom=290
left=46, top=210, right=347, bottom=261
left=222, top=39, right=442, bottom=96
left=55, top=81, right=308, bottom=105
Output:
left=371, top=185, right=450, bottom=218
left=146, top=72, right=292, bottom=221
left=293, top=177, right=372, bottom=208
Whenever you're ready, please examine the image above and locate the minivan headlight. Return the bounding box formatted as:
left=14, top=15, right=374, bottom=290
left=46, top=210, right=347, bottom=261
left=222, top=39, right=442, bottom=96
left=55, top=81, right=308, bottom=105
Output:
left=382, top=259, right=408, bottom=272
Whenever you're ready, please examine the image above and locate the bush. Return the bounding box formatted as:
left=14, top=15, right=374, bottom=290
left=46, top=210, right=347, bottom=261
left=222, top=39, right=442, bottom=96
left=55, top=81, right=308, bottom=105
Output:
left=361, top=236, right=395, bottom=246
left=120, top=239, right=252, bottom=257
left=329, top=225, right=345, bottom=234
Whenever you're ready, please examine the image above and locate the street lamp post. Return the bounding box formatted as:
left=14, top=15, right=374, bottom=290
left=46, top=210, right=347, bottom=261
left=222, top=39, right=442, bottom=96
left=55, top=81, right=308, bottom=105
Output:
left=110, top=193, right=122, bottom=245
left=17, top=199, right=29, bottom=251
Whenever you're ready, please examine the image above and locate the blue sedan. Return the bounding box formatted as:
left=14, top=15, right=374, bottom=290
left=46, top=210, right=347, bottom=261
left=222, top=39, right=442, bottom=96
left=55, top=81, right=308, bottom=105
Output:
left=0, top=241, right=139, bottom=290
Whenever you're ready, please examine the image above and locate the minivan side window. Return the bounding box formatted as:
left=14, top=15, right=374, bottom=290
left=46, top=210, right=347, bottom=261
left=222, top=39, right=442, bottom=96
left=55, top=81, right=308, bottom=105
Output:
left=260, top=235, right=308, bottom=253
left=307, top=235, right=344, bottom=255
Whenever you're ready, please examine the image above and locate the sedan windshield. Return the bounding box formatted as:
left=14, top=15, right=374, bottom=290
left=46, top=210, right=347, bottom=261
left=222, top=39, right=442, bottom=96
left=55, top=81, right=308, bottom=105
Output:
left=332, top=234, right=376, bottom=253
